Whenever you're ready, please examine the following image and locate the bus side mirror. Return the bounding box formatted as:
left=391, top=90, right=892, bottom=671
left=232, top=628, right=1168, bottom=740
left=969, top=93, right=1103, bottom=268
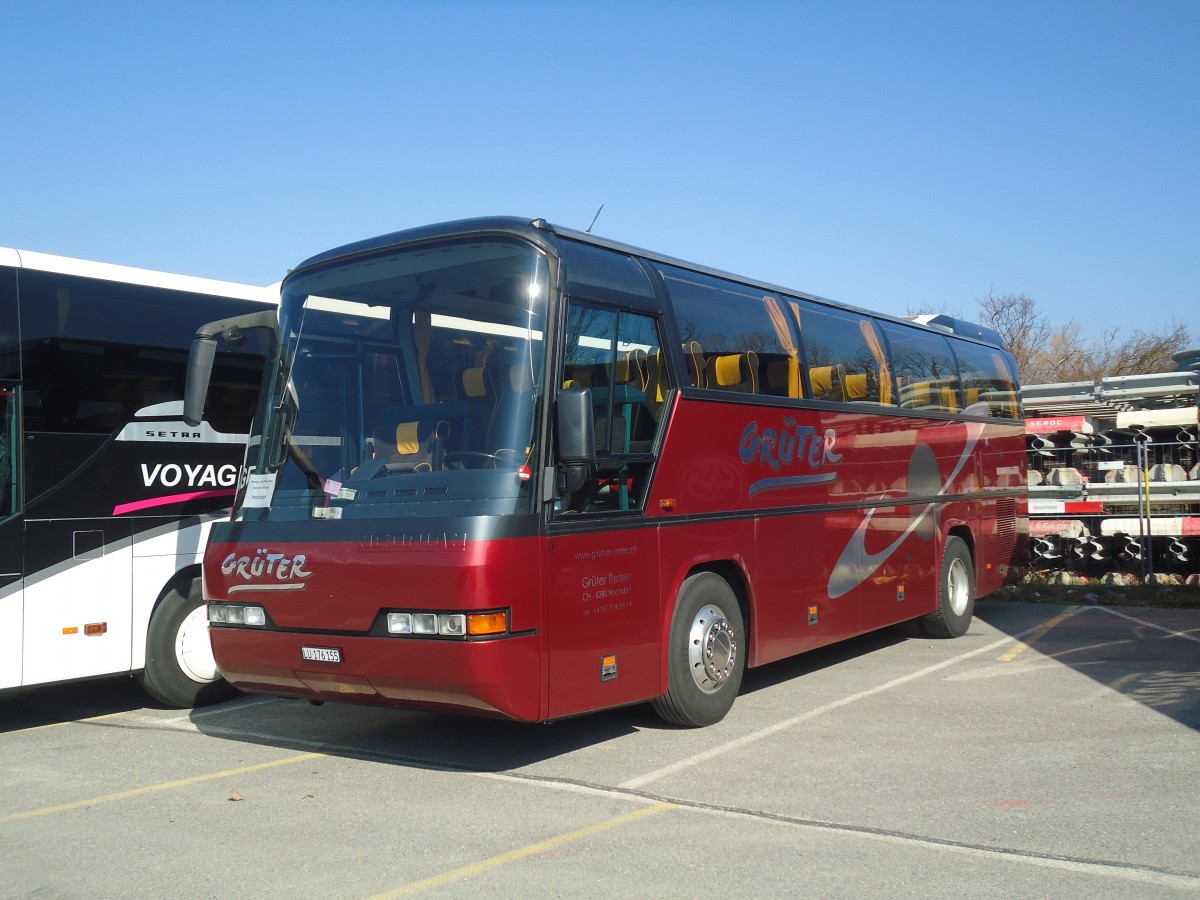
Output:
left=182, top=310, right=280, bottom=427
left=556, top=386, right=595, bottom=495
left=183, top=336, right=217, bottom=427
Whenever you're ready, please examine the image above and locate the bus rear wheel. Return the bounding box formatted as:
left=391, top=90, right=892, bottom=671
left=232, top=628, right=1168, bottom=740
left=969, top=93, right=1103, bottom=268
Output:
left=137, top=578, right=237, bottom=708
left=652, top=572, right=745, bottom=727
left=920, top=536, right=975, bottom=638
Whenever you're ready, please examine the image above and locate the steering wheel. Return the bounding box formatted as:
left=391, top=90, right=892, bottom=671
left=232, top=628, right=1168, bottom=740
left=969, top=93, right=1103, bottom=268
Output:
left=443, top=450, right=502, bottom=470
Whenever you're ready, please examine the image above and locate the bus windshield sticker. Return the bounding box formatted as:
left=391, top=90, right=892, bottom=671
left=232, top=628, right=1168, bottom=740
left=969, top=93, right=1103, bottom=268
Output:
left=323, top=478, right=355, bottom=500
left=243, top=472, right=276, bottom=508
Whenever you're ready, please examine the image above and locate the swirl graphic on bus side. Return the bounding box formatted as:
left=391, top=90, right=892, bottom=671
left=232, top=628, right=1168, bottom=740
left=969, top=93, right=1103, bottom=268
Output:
left=827, top=421, right=986, bottom=600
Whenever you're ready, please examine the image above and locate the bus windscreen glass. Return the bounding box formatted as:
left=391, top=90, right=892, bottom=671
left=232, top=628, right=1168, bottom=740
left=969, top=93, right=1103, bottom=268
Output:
left=240, top=238, right=549, bottom=521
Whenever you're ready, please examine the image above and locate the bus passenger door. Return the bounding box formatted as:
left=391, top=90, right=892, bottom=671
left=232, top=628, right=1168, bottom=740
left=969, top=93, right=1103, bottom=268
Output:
left=544, top=303, right=668, bottom=719
left=0, top=385, right=21, bottom=689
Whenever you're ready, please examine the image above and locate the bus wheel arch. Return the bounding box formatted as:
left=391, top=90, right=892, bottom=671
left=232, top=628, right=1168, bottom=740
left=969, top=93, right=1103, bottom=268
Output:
left=652, top=564, right=749, bottom=727
left=136, top=567, right=237, bottom=708
left=920, top=529, right=976, bottom=639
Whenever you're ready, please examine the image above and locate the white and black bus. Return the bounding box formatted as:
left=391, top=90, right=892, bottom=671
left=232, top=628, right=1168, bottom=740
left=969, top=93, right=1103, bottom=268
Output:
left=0, top=248, right=275, bottom=706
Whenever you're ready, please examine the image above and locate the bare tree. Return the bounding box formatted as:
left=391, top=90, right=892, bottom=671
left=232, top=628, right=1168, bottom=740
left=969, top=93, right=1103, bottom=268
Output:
left=1080, top=323, right=1191, bottom=379
left=975, top=290, right=1053, bottom=379
left=972, top=290, right=1190, bottom=384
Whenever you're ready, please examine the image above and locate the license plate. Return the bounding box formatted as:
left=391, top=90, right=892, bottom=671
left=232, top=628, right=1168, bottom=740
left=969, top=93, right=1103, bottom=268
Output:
left=301, top=646, right=342, bottom=663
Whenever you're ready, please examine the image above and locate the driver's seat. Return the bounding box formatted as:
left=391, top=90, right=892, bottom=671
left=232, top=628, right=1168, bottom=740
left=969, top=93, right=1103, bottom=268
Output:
left=372, top=419, right=448, bottom=472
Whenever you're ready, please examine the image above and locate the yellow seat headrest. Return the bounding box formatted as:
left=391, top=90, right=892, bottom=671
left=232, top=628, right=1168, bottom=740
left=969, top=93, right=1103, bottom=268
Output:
left=714, top=354, right=743, bottom=387
left=394, top=422, right=420, bottom=454
left=462, top=368, right=486, bottom=398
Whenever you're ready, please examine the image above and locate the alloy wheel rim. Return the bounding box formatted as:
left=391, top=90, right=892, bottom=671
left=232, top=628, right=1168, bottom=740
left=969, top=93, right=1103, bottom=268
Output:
left=688, top=603, right=737, bottom=694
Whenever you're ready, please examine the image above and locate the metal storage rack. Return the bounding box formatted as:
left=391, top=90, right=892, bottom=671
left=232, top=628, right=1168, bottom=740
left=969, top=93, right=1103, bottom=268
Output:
left=1022, top=350, right=1200, bottom=583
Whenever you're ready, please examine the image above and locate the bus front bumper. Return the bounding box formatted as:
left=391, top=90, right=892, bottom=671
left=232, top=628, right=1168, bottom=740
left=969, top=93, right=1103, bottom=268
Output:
left=211, top=628, right=544, bottom=722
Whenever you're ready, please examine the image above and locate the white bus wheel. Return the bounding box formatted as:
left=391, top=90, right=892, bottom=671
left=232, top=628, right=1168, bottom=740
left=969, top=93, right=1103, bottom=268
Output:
left=137, top=580, right=237, bottom=708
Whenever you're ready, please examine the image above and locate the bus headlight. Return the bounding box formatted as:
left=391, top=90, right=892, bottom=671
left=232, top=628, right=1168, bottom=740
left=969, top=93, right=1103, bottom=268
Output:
left=383, top=609, right=507, bottom=639
left=209, top=603, right=267, bottom=627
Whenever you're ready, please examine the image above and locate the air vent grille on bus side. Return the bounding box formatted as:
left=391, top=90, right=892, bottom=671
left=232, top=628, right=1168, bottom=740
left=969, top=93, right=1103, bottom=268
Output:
left=996, top=498, right=1018, bottom=557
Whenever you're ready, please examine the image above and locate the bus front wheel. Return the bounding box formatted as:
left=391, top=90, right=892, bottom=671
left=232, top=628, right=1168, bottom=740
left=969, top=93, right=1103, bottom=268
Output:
left=921, top=536, right=975, bottom=638
left=652, top=572, right=746, bottom=727
left=137, top=578, right=237, bottom=708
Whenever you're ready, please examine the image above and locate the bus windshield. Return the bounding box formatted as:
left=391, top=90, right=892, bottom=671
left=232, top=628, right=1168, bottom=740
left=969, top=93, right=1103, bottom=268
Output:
left=240, top=237, right=550, bottom=521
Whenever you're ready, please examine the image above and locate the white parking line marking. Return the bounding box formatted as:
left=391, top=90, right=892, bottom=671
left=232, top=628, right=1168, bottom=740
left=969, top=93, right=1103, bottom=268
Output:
left=1093, top=605, right=1200, bottom=643
left=621, top=610, right=1092, bottom=791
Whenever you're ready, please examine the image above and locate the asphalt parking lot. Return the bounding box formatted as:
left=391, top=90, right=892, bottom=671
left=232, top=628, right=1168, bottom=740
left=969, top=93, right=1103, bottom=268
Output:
left=2, top=599, right=1198, bottom=899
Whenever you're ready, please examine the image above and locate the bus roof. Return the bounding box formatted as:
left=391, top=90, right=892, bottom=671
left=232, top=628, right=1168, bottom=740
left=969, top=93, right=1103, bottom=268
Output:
left=284, top=216, right=1008, bottom=350
left=0, top=246, right=278, bottom=305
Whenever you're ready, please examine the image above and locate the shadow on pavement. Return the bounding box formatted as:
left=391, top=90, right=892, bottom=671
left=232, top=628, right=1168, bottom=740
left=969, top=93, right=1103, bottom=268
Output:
left=184, top=627, right=911, bottom=774
left=975, top=596, right=1200, bottom=732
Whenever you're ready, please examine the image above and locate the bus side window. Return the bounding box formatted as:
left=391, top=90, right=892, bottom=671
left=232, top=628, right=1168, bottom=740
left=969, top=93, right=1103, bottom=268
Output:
left=0, top=386, right=18, bottom=518
left=952, top=341, right=1022, bottom=418
left=659, top=265, right=797, bottom=397
left=879, top=322, right=962, bottom=413
left=797, top=303, right=889, bottom=405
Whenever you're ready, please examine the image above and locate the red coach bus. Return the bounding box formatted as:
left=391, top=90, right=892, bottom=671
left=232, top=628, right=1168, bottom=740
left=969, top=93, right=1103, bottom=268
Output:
left=184, top=217, right=1026, bottom=726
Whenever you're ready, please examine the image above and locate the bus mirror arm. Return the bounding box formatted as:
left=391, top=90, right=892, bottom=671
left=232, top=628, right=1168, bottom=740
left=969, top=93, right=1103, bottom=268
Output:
left=182, top=311, right=280, bottom=427
left=556, top=386, right=596, bottom=495
left=183, top=337, right=218, bottom=427
left=558, top=464, right=589, bottom=497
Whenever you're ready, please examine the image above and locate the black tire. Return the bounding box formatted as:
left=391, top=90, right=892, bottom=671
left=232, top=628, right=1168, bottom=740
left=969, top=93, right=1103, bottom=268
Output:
left=137, top=578, right=237, bottom=708
left=920, top=536, right=975, bottom=638
left=651, top=572, right=746, bottom=727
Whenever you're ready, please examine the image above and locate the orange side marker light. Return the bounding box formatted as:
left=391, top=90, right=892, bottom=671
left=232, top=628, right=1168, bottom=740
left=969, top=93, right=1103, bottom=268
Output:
left=466, top=612, right=507, bottom=636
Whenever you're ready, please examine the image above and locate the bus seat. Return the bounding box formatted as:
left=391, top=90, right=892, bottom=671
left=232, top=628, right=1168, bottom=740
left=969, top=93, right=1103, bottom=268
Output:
left=608, top=348, right=648, bottom=389
left=705, top=352, right=759, bottom=393
left=809, top=365, right=844, bottom=400
left=506, top=363, right=533, bottom=394
left=486, top=364, right=534, bottom=462
left=455, top=365, right=494, bottom=450
left=373, top=419, right=447, bottom=472
left=900, top=379, right=959, bottom=412
left=843, top=372, right=869, bottom=400
left=762, top=358, right=795, bottom=397
left=941, top=383, right=959, bottom=412
left=459, top=367, right=488, bottom=400
left=629, top=351, right=669, bottom=452
left=563, top=362, right=594, bottom=388
left=646, top=351, right=669, bottom=404
left=900, top=380, right=931, bottom=409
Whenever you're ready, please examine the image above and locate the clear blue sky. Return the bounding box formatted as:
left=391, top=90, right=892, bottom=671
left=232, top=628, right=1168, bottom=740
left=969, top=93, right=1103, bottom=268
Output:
left=2, top=1, right=1196, bottom=338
